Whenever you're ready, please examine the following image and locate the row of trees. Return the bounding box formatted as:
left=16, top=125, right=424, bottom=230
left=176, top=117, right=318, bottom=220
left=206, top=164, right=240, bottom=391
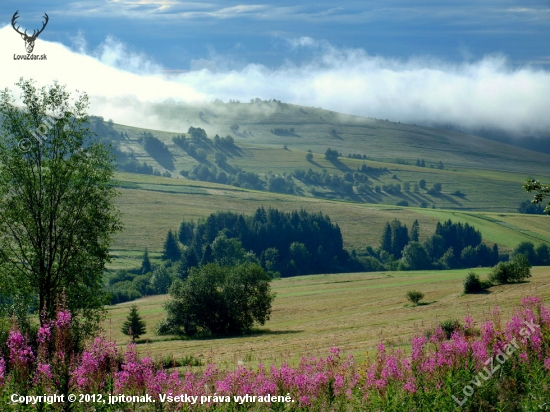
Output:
left=364, top=219, right=499, bottom=271
left=171, top=207, right=355, bottom=278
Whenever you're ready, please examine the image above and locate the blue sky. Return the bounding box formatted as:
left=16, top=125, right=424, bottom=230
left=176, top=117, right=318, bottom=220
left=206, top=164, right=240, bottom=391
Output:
left=1, top=1, right=550, bottom=135
left=2, top=0, right=549, bottom=69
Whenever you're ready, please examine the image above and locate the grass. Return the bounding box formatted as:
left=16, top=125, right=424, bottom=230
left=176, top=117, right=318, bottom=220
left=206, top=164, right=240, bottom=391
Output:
left=94, top=101, right=550, bottom=266
left=105, top=266, right=550, bottom=369
left=109, top=173, right=550, bottom=265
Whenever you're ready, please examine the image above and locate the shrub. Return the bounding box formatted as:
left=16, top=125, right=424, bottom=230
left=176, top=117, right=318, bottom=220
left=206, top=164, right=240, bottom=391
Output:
left=463, top=272, right=484, bottom=294
left=439, top=319, right=461, bottom=339
left=406, top=290, right=424, bottom=305
left=489, top=253, right=531, bottom=284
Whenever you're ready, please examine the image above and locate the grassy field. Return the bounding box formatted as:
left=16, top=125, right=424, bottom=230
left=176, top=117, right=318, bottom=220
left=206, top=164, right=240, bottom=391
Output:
left=105, top=266, right=550, bottom=369
left=109, top=171, right=550, bottom=269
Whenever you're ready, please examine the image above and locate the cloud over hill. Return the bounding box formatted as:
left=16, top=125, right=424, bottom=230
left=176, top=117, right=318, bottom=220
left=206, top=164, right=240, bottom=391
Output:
left=1, top=25, right=549, bottom=136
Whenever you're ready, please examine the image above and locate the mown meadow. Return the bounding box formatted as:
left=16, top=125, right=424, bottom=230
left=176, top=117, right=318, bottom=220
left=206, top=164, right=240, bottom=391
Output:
left=105, top=267, right=550, bottom=367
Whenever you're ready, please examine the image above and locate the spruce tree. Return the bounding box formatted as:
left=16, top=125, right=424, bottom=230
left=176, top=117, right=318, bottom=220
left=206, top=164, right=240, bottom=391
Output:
left=411, top=220, right=420, bottom=242
left=141, top=248, right=152, bottom=273
left=380, top=222, right=392, bottom=254
left=121, top=305, right=146, bottom=342
left=162, top=229, right=181, bottom=261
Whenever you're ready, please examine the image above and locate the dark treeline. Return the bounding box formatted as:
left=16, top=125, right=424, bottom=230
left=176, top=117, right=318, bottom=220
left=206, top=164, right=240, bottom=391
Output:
left=178, top=207, right=356, bottom=278
left=364, top=219, right=500, bottom=270
left=517, top=200, right=546, bottom=215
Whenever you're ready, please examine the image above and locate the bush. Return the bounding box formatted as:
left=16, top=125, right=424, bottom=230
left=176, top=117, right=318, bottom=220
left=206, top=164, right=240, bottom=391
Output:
left=463, top=272, right=484, bottom=294
left=406, top=290, right=424, bottom=305
left=161, top=263, right=275, bottom=336
left=439, top=319, right=461, bottom=339
left=489, top=253, right=532, bottom=284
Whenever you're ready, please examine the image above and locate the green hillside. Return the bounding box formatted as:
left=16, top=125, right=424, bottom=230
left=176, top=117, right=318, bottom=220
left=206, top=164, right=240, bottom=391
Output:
left=84, top=100, right=550, bottom=271
left=110, top=172, right=550, bottom=270
left=93, top=100, right=550, bottom=218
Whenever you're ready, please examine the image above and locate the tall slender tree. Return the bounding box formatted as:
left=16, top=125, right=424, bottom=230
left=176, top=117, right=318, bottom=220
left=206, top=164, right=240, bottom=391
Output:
left=0, top=79, right=122, bottom=326
left=141, top=248, right=152, bottom=274
left=380, top=222, right=392, bottom=254
left=162, top=229, right=181, bottom=261
left=410, top=220, right=420, bottom=242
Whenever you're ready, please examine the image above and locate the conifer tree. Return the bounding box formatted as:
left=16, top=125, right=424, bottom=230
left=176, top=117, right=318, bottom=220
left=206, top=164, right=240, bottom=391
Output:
left=411, top=220, right=420, bottom=242
left=141, top=248, right=152, bottom=273
left=162, top=229, right=181, bottom=261
left=121, top=305, right=146, bottom=342
left=380, top=222, right=392, bottom=254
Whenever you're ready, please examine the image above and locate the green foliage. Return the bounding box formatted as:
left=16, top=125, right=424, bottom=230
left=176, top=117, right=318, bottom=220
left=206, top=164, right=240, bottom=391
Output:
left=141, top=248, right=152, bottom=274
left=324, top=148, right=339, bottom=160
left=438, top=319, right=462, bottom=339
left=517, top=199, right=545, bottom=214
left=121, top=305, right=146, bottom=342
left=305, top=152, right=313, bottom=161
left=211, top=234, right=247, bottom=266
left=150, top=266, right=173, bottom=294
left=463, top=272, right=488, bottom=294
left=410, top=220, right=419, bottom=242
left=512, top=241, right=537, bottom=264
left=427, top=182, right=442, bottom=194
left=161, top=263, right=275, bottom=336
left=523, top=179, right=550, bottom=215
left=0, top=79, right=122, bottom=326
left=109, top=281, right=142, bottom=304
left=489, top=253, right=532, bottom=284
left=406, top=290, right=424, bottom=305
left=402, top=242, right=431, bottom=270
left=162, top=229, right=181, bottom=261
left=175, top=207, right=351, bottom=277
left=536, top=243, right=550, bottom=265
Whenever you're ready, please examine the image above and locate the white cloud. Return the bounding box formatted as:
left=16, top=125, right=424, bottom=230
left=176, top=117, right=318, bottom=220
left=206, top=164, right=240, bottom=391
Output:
left=1, top=25, right=550, bottom=136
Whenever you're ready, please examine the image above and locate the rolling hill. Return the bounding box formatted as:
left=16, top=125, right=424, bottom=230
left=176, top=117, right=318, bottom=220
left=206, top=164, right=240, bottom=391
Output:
left=84, top=100, right=550, bottom=269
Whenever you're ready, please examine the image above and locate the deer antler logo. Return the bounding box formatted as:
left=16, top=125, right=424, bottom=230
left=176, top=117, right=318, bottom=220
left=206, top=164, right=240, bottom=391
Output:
left=12, top=11, right=49, bottom=54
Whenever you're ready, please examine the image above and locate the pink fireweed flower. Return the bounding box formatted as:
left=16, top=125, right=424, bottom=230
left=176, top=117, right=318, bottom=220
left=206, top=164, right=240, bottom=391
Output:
left=471, top=340, right=488, bottom=366
left=0, top=358, right=5, bottom=386
left=7, top=330, right=35, bottom=366
left=521, top=296, right=542, bottom=308
left=403, top=378, right=417, bottom=393
left=381, top=355, right=402, bottom=380
left=56, top=310, right=71, bottom=329
left=519, top=352, right=529, bottom=363
left=544, top=358, right=550, bottom=371
left=430, top=326, right=445, bottom=344
left=464, top=315, right=474, bottom=331
left=411, top=336, right=426, bottom=362
left=33, top=363, right=53, bottom=385
left=37, top=325, right=51, bottom=344
left=540, top=306, right=550, bottom=328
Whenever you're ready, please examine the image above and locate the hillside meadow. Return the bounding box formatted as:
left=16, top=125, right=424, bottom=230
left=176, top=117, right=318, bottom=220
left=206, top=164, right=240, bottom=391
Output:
left=109, top=172, right=550, bottom=270
left=105, top=266, right=550, bottom=368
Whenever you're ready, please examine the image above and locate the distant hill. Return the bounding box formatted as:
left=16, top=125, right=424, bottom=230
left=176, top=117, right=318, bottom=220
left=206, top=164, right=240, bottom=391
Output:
left=88, top=100, right=550, bottom=214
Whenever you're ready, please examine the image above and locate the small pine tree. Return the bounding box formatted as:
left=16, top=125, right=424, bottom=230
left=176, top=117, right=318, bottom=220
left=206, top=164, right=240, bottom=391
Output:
left=122, top=305, right=146, bottom=342
left=141, top=248, right=152, bottom=274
